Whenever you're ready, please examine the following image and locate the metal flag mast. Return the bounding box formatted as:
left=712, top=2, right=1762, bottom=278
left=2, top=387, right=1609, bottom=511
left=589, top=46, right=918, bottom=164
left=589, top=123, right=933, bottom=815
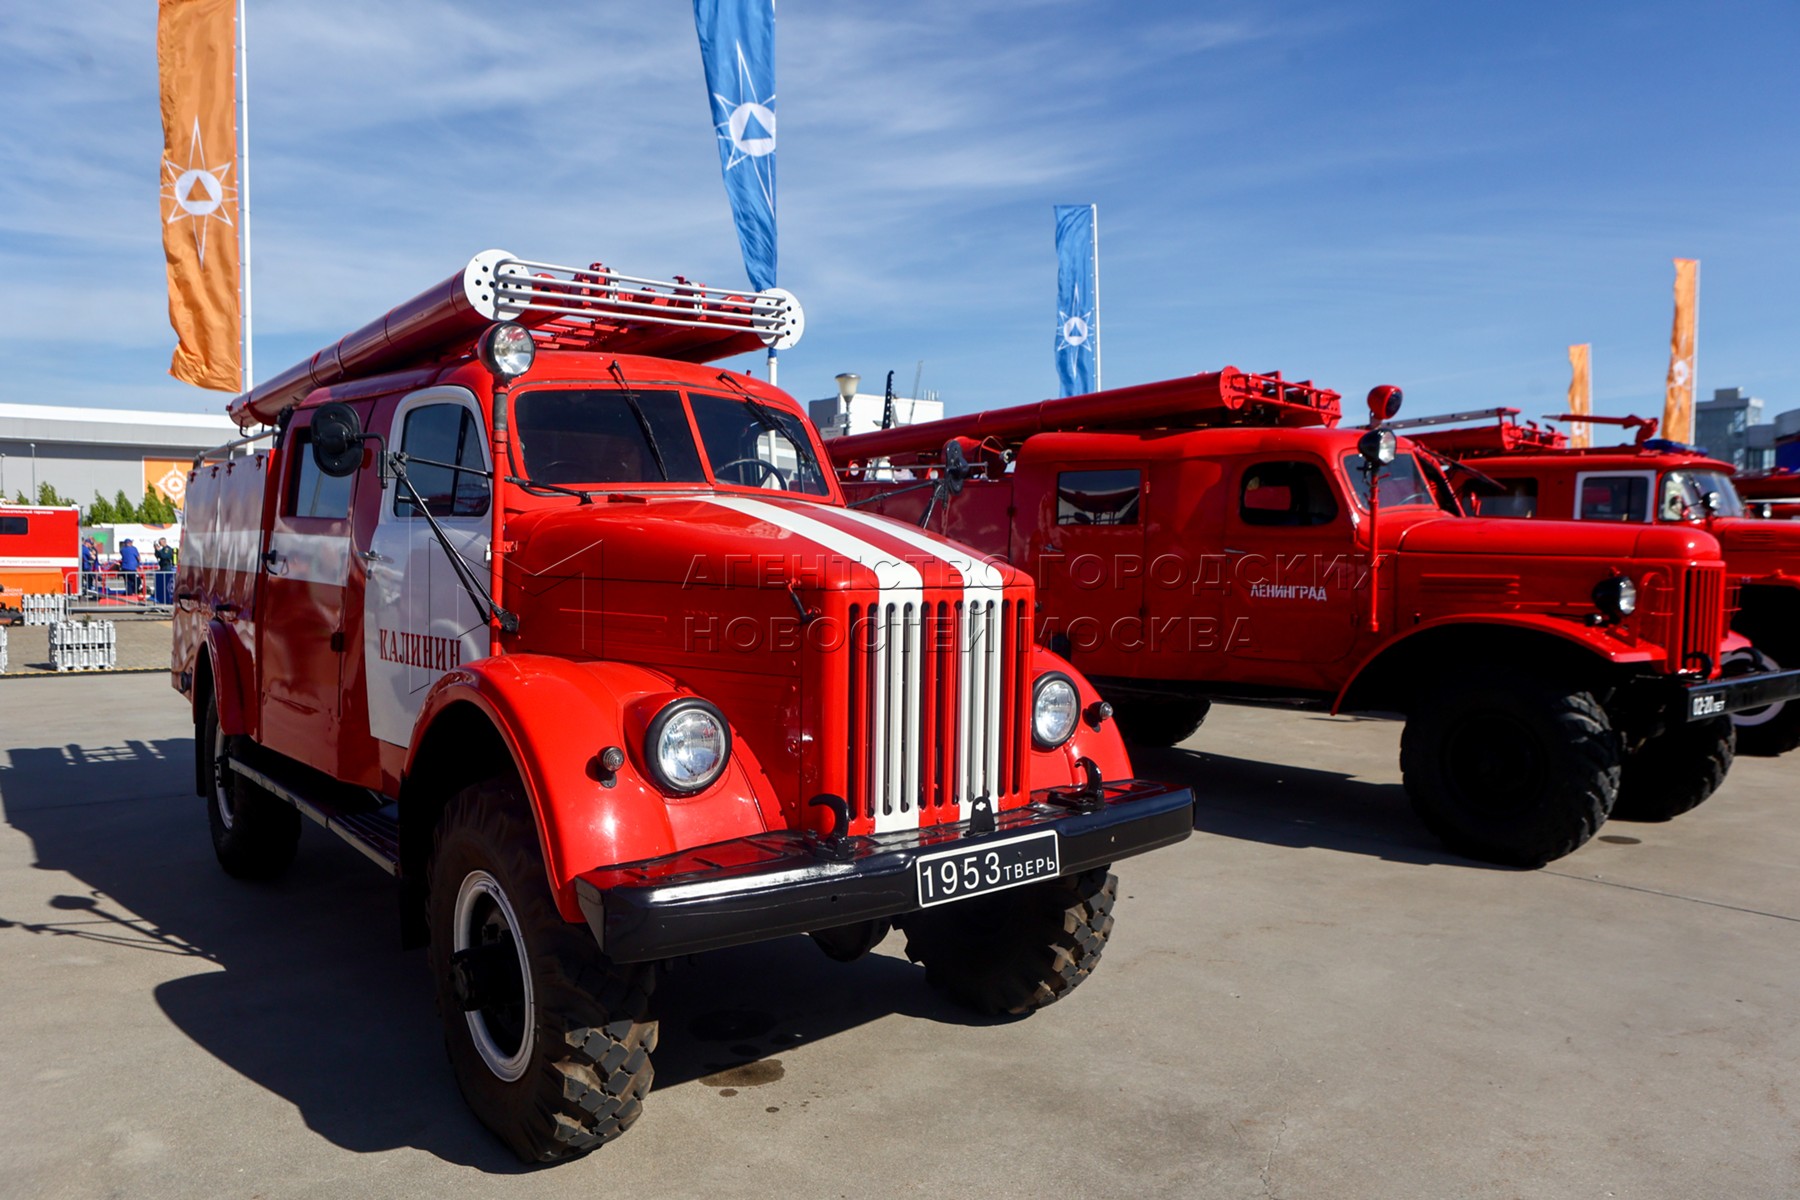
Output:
left=1091, top=202, right=1101, bottom=391
left=236, top=0, right=254, bottom=391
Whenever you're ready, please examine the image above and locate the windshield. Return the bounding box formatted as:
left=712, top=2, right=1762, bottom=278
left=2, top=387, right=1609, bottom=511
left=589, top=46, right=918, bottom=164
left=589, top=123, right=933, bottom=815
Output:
left=1660, top=470, right=1745, bottom=520
left=510, top=387, right=829, bottom=496
left=1340, top=452, right=1440, bottom=511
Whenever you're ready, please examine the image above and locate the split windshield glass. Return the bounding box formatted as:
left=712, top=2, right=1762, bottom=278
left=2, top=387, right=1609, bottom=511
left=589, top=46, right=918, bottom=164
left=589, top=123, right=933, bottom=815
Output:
left=1339, top=452, right=1440, bottom=511
left=689, top=392, right=831, bottom=496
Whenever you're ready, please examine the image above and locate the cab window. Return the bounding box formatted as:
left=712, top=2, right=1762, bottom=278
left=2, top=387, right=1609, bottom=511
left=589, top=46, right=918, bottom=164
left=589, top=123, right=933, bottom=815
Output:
left=395, top=404, right=491, bottom=518
left=1480, top=478, right=1538, bottom=518
left=1340, top=452, right=1438, bottom=511
left=1578, top=475, right=1650, bottom=522
left=1240, top=461, right=1338, bottom=527
left=1057, top=469, right=1141, bottom=525
left=1660, top=470, right=1745, bottom=521
left=689, top=392, right=831, bottom=496
left=0, top=516, right=26, bottom=536
left=287, top=428, right=355, bottom=519
left=512, top=388, right=705, bottom=487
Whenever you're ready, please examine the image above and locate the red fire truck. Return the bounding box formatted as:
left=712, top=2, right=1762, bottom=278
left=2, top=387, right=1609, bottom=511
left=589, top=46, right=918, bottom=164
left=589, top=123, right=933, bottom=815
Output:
left=1730, top=468, right=1800, bottom=521
left=0, top=503, right=81, bottom=619
left=1403, top=409, right=1800, bottom=756
left=829, top=371, right=1800, bottom=869
left=171, top=251, right=1194, bottom=1162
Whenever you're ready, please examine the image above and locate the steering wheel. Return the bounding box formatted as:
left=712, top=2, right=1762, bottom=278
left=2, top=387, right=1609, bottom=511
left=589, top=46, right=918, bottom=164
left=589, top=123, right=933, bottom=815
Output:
left=714, top=457, right=789, bottom=490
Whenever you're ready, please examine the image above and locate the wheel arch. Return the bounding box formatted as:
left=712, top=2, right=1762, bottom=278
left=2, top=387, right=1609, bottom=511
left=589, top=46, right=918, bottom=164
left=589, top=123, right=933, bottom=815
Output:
left=1336, top=617, right=1638, bottom=715
left=1732, top=583, right=1800, bottom=658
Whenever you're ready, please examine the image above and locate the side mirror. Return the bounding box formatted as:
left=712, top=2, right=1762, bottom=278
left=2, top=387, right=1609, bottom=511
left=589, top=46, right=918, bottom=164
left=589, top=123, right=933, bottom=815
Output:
left=1357, top=427, right=1398, bottom=470
left=310, top=402, right=365, bottom=478
left=941, top=438, right=971, bottom=496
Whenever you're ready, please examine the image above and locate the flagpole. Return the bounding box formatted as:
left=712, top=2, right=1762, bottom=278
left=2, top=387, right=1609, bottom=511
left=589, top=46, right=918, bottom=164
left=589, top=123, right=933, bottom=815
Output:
left=236, top=0, right=254, bottom=390
left=1090, top=203, right=1101, bottom=390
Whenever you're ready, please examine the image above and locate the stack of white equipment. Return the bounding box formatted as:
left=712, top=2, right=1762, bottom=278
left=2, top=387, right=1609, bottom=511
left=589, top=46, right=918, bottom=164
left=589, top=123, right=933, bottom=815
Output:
left=23, top=594, right=69, bottom=626
left=50, top=621, right=118, bottom=672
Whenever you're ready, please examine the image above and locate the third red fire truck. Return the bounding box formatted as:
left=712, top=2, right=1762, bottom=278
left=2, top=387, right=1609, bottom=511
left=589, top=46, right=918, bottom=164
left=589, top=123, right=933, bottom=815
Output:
left=829, top=371, right=1800, bottom=868
left=1404, top=409, right=1800, bottom=756
left=172, top=251, right=1194, bottom=1162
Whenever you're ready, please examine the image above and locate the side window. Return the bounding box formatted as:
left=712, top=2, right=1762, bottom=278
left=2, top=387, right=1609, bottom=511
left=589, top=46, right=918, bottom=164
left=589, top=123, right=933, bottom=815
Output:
left=0, top=516, right=26, bottom=536
left=1578, top=475, right=1648, bottom=522
left=1480, top=478, right=1539, bottom=518
left=1057, top=469, right=1141, bottom=525
left=1240, top=461, right=1338, bottom=527
left=287, top=428, right=356, bottom=519
left=396, top=404, right=490, bottom=518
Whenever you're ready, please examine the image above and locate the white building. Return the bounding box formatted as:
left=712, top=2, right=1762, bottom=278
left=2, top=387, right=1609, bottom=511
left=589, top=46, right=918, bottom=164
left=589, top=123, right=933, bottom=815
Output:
left=0, top=403, right=239, bottom=509
left=808, top=373, right=942, bottom=441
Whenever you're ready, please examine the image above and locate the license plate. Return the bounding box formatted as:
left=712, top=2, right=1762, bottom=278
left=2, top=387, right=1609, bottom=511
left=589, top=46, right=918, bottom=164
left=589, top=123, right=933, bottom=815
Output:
left=1691, top=693, right=1726, bottom=719
left=915, top=831, right=1060, bottom=908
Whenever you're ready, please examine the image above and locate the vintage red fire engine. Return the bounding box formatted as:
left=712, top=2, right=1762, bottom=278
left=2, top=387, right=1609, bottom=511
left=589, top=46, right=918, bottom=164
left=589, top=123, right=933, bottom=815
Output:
left=830, top=371, right=1800, bottom=869
left=1405, top=409, right=1800, bottom=756
left=1733, top=469, right=1800, bottom=521
left=171, top=251, right=1195, bottom=1162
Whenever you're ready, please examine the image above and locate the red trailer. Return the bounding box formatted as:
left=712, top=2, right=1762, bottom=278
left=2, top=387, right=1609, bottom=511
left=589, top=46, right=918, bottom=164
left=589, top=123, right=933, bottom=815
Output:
left=0, top=504, right=80, bottom=617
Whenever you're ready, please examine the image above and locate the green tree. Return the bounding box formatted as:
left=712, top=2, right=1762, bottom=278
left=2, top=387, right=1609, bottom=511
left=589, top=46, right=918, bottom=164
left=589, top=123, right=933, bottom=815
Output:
left=143, top=491, right=178, bottom=524
left=36, top=482, right=75, bottom=507
left=112, top=489, right=140, bottom=523
left=10, top=490, right=28, bottom=505
left=86, top=492, right=117, bottom=524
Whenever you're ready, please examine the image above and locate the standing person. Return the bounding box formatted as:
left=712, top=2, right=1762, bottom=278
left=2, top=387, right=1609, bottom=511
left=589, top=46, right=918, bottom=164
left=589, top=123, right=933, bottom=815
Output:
left=119, top=538, right=141, bottom=596
left=153, top=538, right=176, bottom=604
left=80, top=536, right=99, bottom=597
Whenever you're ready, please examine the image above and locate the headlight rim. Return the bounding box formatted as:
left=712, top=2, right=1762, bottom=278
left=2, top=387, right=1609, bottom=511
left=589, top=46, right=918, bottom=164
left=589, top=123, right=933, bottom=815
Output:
left=1592, top=574, right=1638, bottom=621
left=478, top=320, right=537, bottom=380
left=643, top=697, right=733, bottom=796
left=1032, top=671, right=1081, bottom=751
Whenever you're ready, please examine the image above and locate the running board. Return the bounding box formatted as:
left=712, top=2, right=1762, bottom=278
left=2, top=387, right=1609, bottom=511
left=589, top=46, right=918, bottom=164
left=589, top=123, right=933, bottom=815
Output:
left=225, top=756, right=401, bottom=875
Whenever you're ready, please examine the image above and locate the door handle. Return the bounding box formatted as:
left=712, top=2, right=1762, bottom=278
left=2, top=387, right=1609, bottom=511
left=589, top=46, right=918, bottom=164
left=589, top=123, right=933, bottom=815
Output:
left=261, top=549, right=281, bottom=569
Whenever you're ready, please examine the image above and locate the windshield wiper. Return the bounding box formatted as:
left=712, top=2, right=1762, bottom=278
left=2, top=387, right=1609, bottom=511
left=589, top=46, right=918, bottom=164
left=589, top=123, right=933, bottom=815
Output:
left=610, top=361, right=670, bottom=481
left=506, top=475, right=591, bottom=504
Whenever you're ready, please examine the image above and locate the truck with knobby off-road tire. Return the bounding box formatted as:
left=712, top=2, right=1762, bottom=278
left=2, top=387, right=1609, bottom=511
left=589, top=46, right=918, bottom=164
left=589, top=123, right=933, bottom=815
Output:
left=172, top=251, right=1195, bottom=1163
left=828, top=370, right=1800, bottom=868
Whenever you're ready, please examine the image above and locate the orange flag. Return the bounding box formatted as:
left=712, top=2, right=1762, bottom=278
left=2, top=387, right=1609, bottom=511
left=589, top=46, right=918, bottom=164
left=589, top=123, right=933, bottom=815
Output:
left=158, top=0, right=242, bottom=392
left=1566, top=344, right=1591, bottom=449
left=1662, top=258, right=1699, bottom=443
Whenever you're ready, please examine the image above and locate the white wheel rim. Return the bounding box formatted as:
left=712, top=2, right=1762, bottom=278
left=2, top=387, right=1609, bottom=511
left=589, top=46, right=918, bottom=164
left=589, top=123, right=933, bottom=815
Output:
left=1724, top=647, right=1783, bottom=729
left=212, top=722, right=235, bottom=831
left=453, top=869, right=536, bottom=1082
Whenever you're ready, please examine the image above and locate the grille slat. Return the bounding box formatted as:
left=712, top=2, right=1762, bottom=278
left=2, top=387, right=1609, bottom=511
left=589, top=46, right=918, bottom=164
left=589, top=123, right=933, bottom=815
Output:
left=1680, top=564, right=1725, bottom=674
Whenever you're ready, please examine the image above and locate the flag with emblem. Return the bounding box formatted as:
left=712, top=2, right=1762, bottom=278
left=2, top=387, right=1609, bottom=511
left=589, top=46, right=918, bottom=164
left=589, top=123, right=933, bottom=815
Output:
left=1055, top=204, right=1099, bottom=397
left=1567, top=343, right=1591, bottom=449
left=157, top=0, right=243, bottom=392
left=694, top=0, right=777, bottom=294
left=1663, top=258, right=1699, bottom=443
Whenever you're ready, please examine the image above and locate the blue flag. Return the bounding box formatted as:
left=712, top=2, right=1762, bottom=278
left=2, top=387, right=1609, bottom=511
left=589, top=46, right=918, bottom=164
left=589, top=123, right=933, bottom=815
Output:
left=694, top=0, right=777, bottom=293
left=1054, top=204, right=1098, bottom=397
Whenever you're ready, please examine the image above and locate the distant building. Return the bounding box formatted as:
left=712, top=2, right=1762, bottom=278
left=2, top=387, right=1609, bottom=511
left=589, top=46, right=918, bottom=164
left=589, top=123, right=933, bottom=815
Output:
left=1775, top=408, right=1800, bottom=473
left=808, top=373, right=942, bottom=441
left=1694, top=387, right=1764, bottom=468
left=0, top=403, right=239, bottom=511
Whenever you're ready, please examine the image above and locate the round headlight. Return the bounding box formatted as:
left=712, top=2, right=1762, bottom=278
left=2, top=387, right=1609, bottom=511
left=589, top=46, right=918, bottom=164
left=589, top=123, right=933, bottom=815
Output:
left=1032, top=673, right=1080, bottom=750
left=1593, top=574, right=1638, bottom=620
left=645, top=699, right=731, bottom=794
left=479, top=321, right=536, bottom=380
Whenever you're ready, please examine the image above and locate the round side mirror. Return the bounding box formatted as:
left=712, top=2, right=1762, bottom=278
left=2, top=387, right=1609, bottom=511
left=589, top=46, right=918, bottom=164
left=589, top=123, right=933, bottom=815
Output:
left=310, top=402, right=365, bottom=478
left=941, top=439, right=970, bottom=495
left=1358, top=427, right=1398, bottom=469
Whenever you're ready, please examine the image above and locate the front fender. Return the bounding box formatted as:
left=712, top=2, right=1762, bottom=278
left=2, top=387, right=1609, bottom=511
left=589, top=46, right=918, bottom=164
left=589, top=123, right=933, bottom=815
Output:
left=1333, top=613, right=1656, bottom=714
left=409, top=654, right=777, bottom=922
left=1027, top=645, right=1136, bottom=785
left=204, top=619, right=253, bottom=737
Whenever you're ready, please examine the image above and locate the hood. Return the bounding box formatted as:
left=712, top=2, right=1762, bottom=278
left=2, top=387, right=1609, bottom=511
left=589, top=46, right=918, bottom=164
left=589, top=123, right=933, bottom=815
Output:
left=1397, top=516, right=1721, bottom=561
left=1711, top=517, right=1800, bottom=557
left=507, top=493, right=1021, bottom=593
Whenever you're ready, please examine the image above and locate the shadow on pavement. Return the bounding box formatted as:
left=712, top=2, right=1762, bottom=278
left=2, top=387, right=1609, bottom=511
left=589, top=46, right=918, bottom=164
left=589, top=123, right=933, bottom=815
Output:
left=1131, top=740, right=1508, bottom=871
left=0, top=737, right=992, bottom=1171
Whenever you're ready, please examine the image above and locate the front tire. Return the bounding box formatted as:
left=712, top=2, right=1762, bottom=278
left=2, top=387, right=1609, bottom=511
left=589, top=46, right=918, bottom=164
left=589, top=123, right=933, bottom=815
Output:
left=1400, top=678, right=1619, bottom=867
left=1613, top=717, right=1735, bottom=822
left=898, top=868, right=1117, bottom=1016
left=1723, top=644, right=1800, bottom=757
left=428, top=777, right=657, bottom=1163
left=201, top=693, right=300, bottom=880
left=1111, top=698, right=1211, bottom=748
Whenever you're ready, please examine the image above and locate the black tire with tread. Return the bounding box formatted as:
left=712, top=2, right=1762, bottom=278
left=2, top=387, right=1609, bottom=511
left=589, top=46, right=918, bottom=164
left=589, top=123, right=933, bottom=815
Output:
left=427, top=777, right=657, bottom=1163
left=1110, top=698, right=1211, bottom=748
left=1400, top=677, right=1619, bottom=867
left=1613, top=717, right=1735, bottom=822
left=202, top=693, right=300, bottom=880
left=898, top=867, right=1117, bottom=1016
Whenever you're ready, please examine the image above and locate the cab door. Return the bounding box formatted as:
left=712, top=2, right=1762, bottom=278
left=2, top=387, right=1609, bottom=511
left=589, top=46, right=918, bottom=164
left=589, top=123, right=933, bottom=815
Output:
left=257, top=410, right=362, bottom=770
left=362, top=388, right=494, bottom=748
left=1019, top=463, right=1146, bottom=673
left=1219, top=456, right=1362, bottom=666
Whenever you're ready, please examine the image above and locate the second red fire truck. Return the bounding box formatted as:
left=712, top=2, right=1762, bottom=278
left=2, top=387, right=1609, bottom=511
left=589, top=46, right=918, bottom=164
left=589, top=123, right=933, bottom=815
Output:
left=172, top=251, right=1195, bottom=1162
left=829, top=371, right=1800, bottom=869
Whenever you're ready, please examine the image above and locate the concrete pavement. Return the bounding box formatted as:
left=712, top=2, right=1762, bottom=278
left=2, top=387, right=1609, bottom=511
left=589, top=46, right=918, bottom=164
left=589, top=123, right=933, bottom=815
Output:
left=0, top=674, right=1794, bottom=1198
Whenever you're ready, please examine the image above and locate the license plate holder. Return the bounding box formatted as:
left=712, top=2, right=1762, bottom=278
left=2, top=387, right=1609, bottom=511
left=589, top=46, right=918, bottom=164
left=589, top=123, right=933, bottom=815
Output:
left=915, top=830, right=1060, bottom=909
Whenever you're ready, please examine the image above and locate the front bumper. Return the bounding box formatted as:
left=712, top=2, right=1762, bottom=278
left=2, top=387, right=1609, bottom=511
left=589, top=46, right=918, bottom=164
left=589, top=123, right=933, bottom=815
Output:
left=1680, top=666, right=1800, bottom=722
left=574, top=780, right=1195, bottom=963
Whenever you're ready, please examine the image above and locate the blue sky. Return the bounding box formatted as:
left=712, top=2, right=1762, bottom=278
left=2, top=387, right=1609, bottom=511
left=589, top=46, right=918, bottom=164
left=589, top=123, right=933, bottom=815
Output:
left=3, top=1, right=1796, bottom=424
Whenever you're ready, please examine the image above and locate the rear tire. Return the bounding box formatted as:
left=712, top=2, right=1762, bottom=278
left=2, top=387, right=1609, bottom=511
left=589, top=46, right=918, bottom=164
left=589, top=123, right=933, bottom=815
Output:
left=1723, top=644, right=1800, bottom=757
left=1401, top=677, right=1618, bottom=867
left=898, top=868, right=1116, bottom=1016
left=202, top=693, right=300, bottom=880
left=1613, top=717, right=1735, bottom=822
left=1110, top=698, right=1211, bottom=748
left=428, top=776, right=657, bottom=1164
